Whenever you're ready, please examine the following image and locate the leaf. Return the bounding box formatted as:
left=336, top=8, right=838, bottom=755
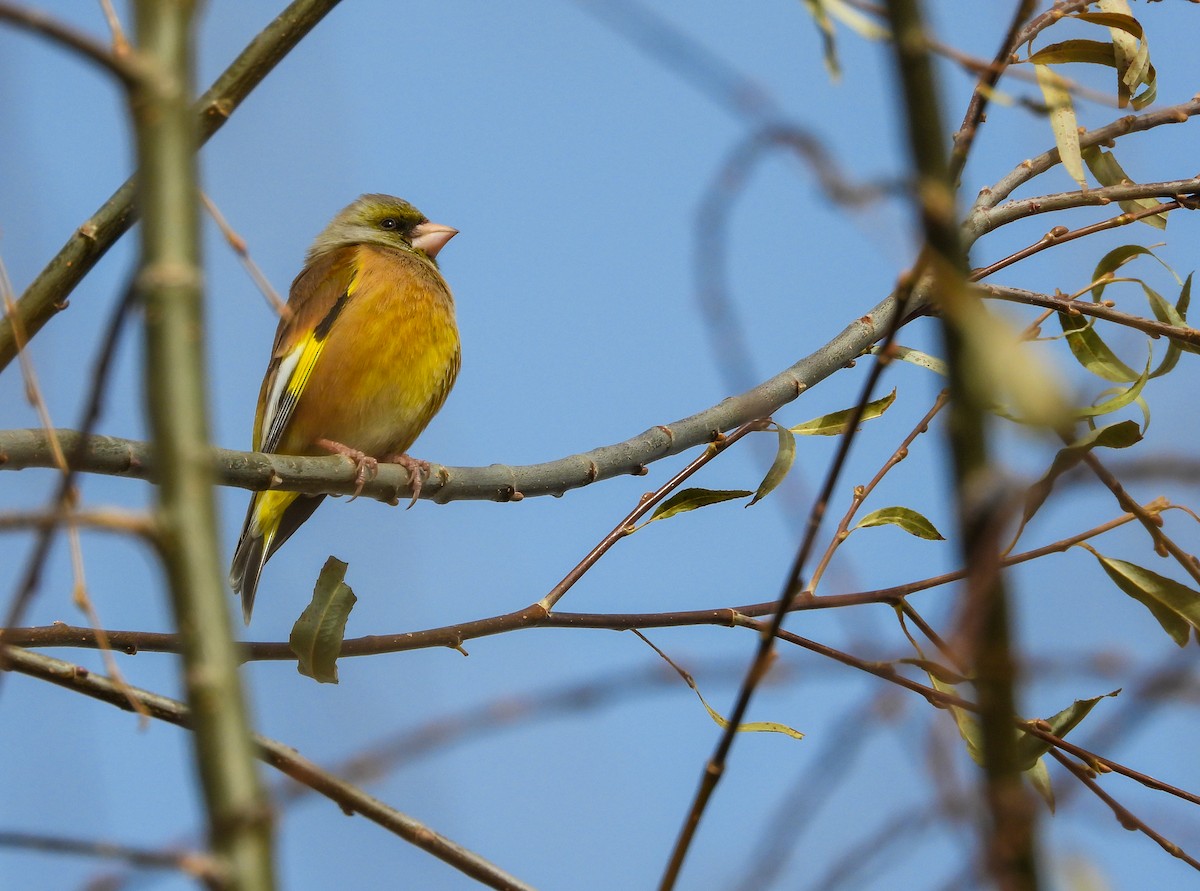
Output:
left=855, top=506, right=944, bottom=540
left=1073, top=349, right=1151, bottom=418
left=695, top=690, right=805, bottom=739
left=1019, top=420, right=1142, bottom=531
left=875, top=345, right=947, bottom=376
left=1080, top=146, right=1168, bottom=229
left=822, top=0, right=889, bottom=41
left=1015, top=691, right=1121, bottom=769
left=289, top=557, right=357, bottom=684
left=925, top=671, right=983, bottom=764
left=1087, top=2, right=1156, bottom=108
left=748, top=423, right=795, bottom=506
left=1034, top=64, right=1085, bottom=188
left=645, top=488, right=752, bottom=525
left=1089, top=243, right=1155, bottom=303
left=1058, top=310, right=1139, bottom=382
left=800, top=0, right=841, bottom=79
left=1028, top=38, right=1119, bottom=68
left=635, top=630, right=803, bottom=739
left=1025, top=757, right=1056, bottom=812
left=789, top=389, right=897, bottom=436
left=1085, top=549, right=1200, bottom=647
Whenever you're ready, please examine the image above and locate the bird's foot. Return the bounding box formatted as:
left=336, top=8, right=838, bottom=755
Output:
left=316, top=438, right=378, bottom=499
left=384, top=453, right=431, bottom=509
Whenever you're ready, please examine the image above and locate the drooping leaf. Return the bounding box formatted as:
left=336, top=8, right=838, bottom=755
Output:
left=1084, top=2, right=1156, bottom=108
left=290, top=556, right=357, bottom=684
left=789, top=389, right=897, bottom=436
left=1026, top=757, right=1056, bottom=812
left=1019, top=420, right=1142, bottom=531
left=821, top=0, right=889, bottom=40
left=925, top=671, right=983, bottom=764
left=875, top=345, right=948, bottom=376
left=748, top=423, right=796, bottom=506
left=1034, top=63, right=1085, bottom=188
left=1073, top=349, right=1151, bottom=418
left=800, top=0, right=841, bottom=79
left=1084, top=548, right=1200, bottom=646
left=1057, top=310, right=1139, bottom=382
left=855, top=506, right=945, bottom=540
left=645, top=488, right=752, bottom=525
left=694, top=690, right=805, bottom=739
left=1080, top=146, right=1168, bottom=229
left=636, top=630, right=803, bottom=739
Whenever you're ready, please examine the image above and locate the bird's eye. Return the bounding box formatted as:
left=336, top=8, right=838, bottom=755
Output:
left=379, top=218, right=399, bottom=230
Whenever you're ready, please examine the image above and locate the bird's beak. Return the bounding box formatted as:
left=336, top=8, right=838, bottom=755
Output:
left=412, top=221, right=458, bottom=258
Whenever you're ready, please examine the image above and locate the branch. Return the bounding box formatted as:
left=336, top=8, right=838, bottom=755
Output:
left=972, top=177, right=1200, bottom=236
left=0, top=0, right=344, bottom=372
left=131, top=2, right=273, bottom=885
left=885, top=1, right=1039, bottom=889
left=982, top=284, right=1200, bottom=347
left=963, top=96, right=1200, bottom=243
left=3, top=500, right=1151, bottom=658
left=1, top=646, right=536, bottom=891
left=0, top=286, right=918, bottom=499
left=0, top=1, right=142, bottom=85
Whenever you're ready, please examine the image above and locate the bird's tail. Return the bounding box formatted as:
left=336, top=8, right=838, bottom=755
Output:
left=229, top=490, right=324, bottom=623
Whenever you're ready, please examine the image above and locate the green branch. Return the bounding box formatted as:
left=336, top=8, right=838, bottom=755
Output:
left=132, top=2, right=274, bottom=886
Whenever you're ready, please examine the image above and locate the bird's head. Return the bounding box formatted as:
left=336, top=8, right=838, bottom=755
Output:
left=307, top=194, right=458, bottom=265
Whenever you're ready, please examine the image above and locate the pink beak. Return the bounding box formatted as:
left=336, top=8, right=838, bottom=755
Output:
left=411, top=221, right=458, bottom=258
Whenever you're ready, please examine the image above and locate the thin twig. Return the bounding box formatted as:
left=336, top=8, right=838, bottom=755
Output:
left=2, top=646, right=537, bottom=891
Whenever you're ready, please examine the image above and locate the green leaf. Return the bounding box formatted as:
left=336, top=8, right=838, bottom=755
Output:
left=1089, top=244, right=1155, bottom=303
left=822, top=0, right=889, bottom=41
left=874, top=345, right=947, bottom=376
left=1019, top=420, right=1142, bottom=531
left=748, top=423, right=796, bottom=506
left=1073, top=349, right=1151, bottom=418
left=800, top=0, right=841, bottom=79
left=1058, top=310, right=1139, bottom=382
left=1025, top=757, right=1056, bottom=812
left=1015, top=691, right=1121, bottom=769
left=925, top=671, right=983, bottom=764
left=1085, top=550, right=1200, bottom=647
left=637, top=629, right=803, bottom=739
left=289, top=557, right=357, bottom=684
left=1028, top=38, right=1119, bottom=68
left=1081, top=146, right=1168, bottom=229
left=789, top=388, right=897, bottom=436
left=855, top=506, right=944, bottom=540
left=695, top=688, right=805, bottom=739
left=1034, top=64, right=1085, bottom=188
left=645, top=488, right=751, bottom=525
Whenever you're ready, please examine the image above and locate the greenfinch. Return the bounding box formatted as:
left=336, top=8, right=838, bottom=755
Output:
left=229, top=194, right=461, bottom=622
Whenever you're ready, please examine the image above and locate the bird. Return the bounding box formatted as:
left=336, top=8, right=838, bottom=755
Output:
left=229, top=194, right=461, bottom=623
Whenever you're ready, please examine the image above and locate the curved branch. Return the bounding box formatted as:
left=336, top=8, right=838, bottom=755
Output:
left=0, top=0, right=344, bottom=372
left=0, top=289, right=917, bottom=501
left=0, top=1, right=142, bottom=86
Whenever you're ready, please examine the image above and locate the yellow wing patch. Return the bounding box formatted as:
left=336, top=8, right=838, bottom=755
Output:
left=258, top=264, right=363, bottom=454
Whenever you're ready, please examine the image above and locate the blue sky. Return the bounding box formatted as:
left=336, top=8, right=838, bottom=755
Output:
left=2, top=2, right=1199, bottom=889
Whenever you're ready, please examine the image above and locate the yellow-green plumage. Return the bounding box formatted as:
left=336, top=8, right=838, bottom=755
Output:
left=230, top=195, right=461, bottom=622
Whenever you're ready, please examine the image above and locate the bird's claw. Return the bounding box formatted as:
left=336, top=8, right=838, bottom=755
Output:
left=385, top=453, right=431, bottom=509
left=316, top=438, right=378, bottom=500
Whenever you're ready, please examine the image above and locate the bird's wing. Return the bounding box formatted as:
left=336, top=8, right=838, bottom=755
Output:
left=254, top=246, right=360, bottom=454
